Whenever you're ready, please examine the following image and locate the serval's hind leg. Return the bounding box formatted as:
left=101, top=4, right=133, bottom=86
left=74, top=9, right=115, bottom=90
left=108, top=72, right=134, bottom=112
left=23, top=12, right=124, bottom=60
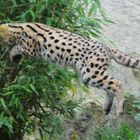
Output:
left=99, top=76, right=124, bottom=116
left=83, top=71, right=124, bottom=116
left=104, top=90, right=115, bottom=115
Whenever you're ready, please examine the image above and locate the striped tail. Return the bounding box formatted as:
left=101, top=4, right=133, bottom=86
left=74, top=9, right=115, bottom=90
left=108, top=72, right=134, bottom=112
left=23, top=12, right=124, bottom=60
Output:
left=111, top=48, right=140, bottom=69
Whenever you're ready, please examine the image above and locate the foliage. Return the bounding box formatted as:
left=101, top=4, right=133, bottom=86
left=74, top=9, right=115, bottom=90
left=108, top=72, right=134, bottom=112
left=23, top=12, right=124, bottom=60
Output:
left=93, top=123, right=139, bottom=140
left=133, top=102, right=140, bottom=121
left=0, top=58, right=78, bottom=138
left=0, top=0, right=111, bottom=139
left=0, top=0, right=111, bottom=38
left=124, top=93, right=140, bottom=130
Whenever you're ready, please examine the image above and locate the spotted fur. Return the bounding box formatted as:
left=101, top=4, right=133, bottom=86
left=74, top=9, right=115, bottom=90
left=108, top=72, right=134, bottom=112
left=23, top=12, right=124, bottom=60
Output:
left=0, top=22, right=140, bottom=116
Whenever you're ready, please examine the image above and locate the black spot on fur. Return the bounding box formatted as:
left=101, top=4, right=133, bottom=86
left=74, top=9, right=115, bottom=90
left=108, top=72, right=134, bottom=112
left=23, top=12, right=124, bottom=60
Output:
left=48, top=44, right=52, bottom=47
left=90, top=63, right=94, bottom=68
left=109, top=81, right=113, bottom=85
left=95, top=64, right=99, bottom=67
left=95, top=71, right=99, bottom=75
left=47, top=54, right=50, bottom=57
left=97, top=79, right=103, bottom=84
left=50, top=49, right=54, bottom=54
left=100, top=71, right=105, bottom=75
left=67, top=49, right=71, bottom=53
left=54, top=39, right=59, bottom=43
left=50, top=36, right=54, bottom=39
left=61, top=48, right=65, bottom=52
left=59, top=34, right=63, bottom=37
left=76, top=53, right=79, bottom=56
left=56, top=46, right=60, bottom=50
left=92, top=75, right=96, bottom=79
left=62, top=42, right=66, bottom=46
left=103, top=75, right=108, bottom=80
left=101, top=58, right=104, bottom=62
left=26, top=25, right=38, bottom=33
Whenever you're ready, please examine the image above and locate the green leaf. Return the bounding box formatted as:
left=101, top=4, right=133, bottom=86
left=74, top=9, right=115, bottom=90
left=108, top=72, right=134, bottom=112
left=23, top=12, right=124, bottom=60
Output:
left=134, top=113, right=140, bottom=121
left=22, top=86, right=32, bottom=93
left=88, top=3, right=97, bottom=17
left=0, top=98, right=8, bottom=110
